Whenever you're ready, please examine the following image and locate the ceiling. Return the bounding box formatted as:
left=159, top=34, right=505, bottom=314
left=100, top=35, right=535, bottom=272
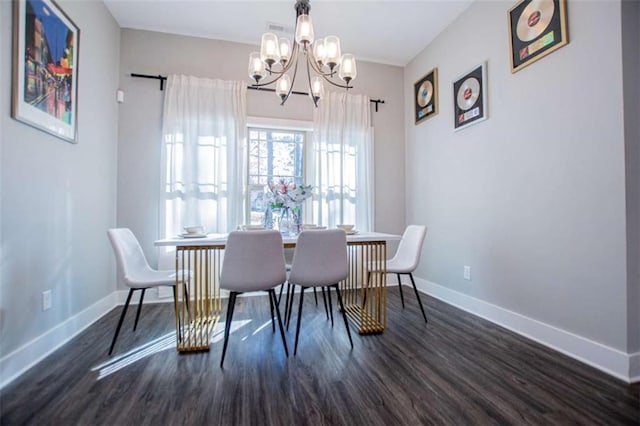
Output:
left=103, top=0, right=474, bottom=67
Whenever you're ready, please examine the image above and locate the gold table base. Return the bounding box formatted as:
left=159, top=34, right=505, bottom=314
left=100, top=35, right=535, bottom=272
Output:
left=175, top=245, right=223, bottom=352
left=341, top=241, right=387, bottom=334
left=174, top=239, right=388, bottom=351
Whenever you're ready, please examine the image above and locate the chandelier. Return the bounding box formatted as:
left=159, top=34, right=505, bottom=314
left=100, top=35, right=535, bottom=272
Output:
left=247, top=0, right=357, bottom=107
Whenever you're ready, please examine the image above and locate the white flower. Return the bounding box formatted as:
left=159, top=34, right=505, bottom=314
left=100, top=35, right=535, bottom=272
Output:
left=265, top=179, right=313, bottom=209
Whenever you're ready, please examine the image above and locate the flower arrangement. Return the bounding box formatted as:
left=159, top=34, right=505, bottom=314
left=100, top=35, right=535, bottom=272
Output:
left=265, top=179, right=313, bottom=209
left=264, top=179, right=313, bottom=234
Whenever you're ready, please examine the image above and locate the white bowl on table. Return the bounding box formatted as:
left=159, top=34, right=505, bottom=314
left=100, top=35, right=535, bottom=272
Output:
left=183, top=225, right=205, bottom=235
left=337, top=224, right=355, bottom=233
left=302, top=224, right=325, bottom=230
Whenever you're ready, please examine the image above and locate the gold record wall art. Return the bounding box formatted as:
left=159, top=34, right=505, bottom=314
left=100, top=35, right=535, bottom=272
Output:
left=453, top=63, right=487, bottom=131
left=414, top=68, right=438, bottom=125
left=508, top=0, right=568, bottom=73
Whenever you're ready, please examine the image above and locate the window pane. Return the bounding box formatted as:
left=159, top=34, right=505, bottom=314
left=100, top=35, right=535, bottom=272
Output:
left=247, top=127, right=305, bottom=224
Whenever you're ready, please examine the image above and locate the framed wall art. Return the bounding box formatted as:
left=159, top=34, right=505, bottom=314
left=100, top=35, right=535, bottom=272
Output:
left=414, top=68, right=438, bottom=125
left=453, top=62, right=487, bottom=131
left=508, top=0, right=568, bottom=73
left=12, top=0, right=80, bottom=143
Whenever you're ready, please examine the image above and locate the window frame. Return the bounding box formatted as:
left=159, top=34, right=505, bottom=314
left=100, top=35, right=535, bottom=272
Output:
left=246, top=117, right=313, bottom=225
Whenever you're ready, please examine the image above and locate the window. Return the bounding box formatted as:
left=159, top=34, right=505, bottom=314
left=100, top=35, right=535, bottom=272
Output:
left=247, top=127, right=306, bottom=225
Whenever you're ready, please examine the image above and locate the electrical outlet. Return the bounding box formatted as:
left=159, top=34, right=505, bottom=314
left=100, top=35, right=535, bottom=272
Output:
left=42, top=290, right=52, bottom=311
left=463, top=266, right=471, bottom=281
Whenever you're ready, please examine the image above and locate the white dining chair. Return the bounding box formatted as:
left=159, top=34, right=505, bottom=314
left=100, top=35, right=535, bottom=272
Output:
left=107, top=228, right=189, bottom=355
left=370, top=225, right=428, bottom=322
left=219, top=230, right=289, bottom=368
left=288, top=229, right=352, bottom=355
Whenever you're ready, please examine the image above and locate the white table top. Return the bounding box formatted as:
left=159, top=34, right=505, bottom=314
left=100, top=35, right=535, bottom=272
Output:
left=154, top=230, right=401, bottom=247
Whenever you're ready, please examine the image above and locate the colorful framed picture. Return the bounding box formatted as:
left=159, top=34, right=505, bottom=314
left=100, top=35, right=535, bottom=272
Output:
left=453, top=62, right=487, bottom=131
left=508, top=0, right=568, bottom=73
left=414, top=68, right=438, bottom=125
left=12, top=0, right=80, bottom=143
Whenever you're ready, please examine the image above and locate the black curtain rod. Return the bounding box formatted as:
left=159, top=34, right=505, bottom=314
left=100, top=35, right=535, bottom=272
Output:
left=131, top=73, right=167, bottom=90
left=130, top=73, right=386, bottom=112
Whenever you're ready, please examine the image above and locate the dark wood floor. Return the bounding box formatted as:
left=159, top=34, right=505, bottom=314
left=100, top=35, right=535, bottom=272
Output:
left=1, top=287, right=638, bottom=425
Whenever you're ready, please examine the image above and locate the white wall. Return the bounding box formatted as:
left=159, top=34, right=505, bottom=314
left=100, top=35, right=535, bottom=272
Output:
left=404, top=0, right=630, bottom=356
left=0, top=0, right=120, bottom=385
left=117, top=29, right=405, bottom=273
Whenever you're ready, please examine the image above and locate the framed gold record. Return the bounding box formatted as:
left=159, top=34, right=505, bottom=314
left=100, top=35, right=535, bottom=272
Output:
left=453, top=62, right=487, bottom=131
left=414, top=68, right=438, bottom=125
left=508, top=0, right=569, bottom=73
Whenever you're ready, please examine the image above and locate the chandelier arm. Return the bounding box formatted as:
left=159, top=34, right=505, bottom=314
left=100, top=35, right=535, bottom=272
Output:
left=306, top=47, right=338, bottom=79
left=280, top=45, right=301, bottom=105
left=320, top=73, right=353, bottom=90
left=249, top=73, right=286, bottom=88
left=305, top=51, right=319, bottom=107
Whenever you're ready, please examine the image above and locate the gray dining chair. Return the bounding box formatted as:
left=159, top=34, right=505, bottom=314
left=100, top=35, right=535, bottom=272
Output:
left=107, top=228, right=189, bottom=355
left=219, top=230, right=289, bottom=368
left=288, top=229, right=352, bottom=355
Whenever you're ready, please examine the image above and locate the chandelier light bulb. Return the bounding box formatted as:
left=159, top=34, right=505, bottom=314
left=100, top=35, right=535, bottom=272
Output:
left=310, top=76, right=324, bottom=102
left=248, top=52, right=266, bottom=83
left=338, top=54, right=357, bottom=84
left=279, top=38, right=292, bottom=65
left=313, top=39, right=326, bottom=68
left=260, top=33, right=281, bottom=68
left=295, top=14, right=314, bottom=45
left=324, top=35, right=341, bottom=72
left=276, top=74, right=292, bottom=100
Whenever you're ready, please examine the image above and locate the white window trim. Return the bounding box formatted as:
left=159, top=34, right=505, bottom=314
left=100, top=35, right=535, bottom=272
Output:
left=247, top=116, right=313, bottom=132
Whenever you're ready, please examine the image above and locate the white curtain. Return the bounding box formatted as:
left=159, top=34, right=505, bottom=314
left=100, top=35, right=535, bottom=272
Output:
left=160, top=75, right=247, bottom=238
left=309, top=92, right=374, bottom=231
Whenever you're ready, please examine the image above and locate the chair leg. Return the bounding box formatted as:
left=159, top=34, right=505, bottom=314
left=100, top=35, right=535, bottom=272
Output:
left=286, top=284, right=296, bottom=330
left=220, top=292, right=238, bottom=368
left=321, top=287, right=329, bottom=320
left=172, top=285, right=182, bottom=342
left=409, top=273, right=428, bottom=323
left=293, top=287, right=305, bottom=355
left=334, top=284, right=353, bottom=349
left=362, top=271, right=372, bottom=308
left=270, top=289, right=289, bottom=357
left=109, top=288, right=135, bottom=355
left=326, top=287, right=334, bottom=327
left=183, top=283, right=191, bottom=319
left=277, top=282, right=285, bottom=306
left=268, top=288, right=275, bottom=333
left=397, top=273, right=405, bottom=309
left=283, top=283, right=291, bottom=325
left=133, top=288, right=146, bottom=331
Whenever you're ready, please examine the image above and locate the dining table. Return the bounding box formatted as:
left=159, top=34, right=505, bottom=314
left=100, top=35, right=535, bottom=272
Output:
left=154, top=230, right=401, bottom=352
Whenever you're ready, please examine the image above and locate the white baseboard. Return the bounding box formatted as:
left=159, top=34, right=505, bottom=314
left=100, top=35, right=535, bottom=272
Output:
left=0, top=293, right=117, bottom=389
left=412, top=277, right=637, bottom=383
left=629, top=352, right=640, bottom=382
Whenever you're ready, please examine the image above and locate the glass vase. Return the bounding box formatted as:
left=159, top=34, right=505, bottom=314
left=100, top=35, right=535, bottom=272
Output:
left=263, top=206, right=274, bottom=229
left=278, top=207, right=295, bottom=236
